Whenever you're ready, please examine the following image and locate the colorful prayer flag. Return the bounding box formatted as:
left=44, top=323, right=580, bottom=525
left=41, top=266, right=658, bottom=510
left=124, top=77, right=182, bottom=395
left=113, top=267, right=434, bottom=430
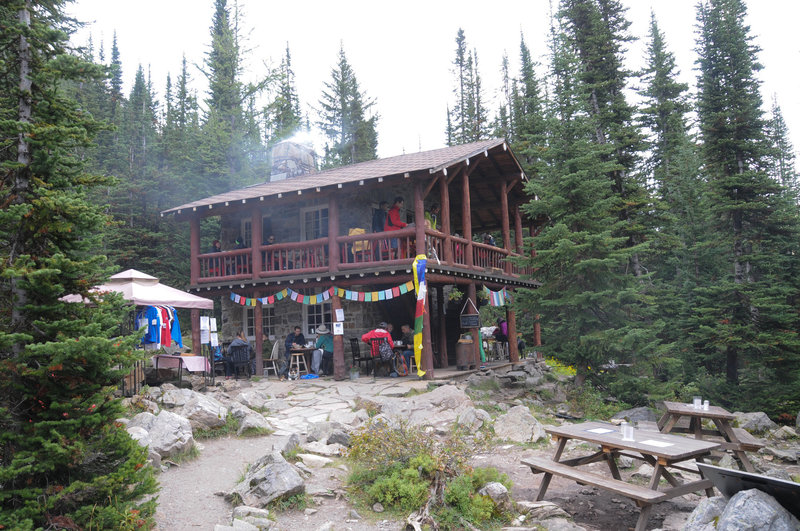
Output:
left=412, top=254, right=428, bottom=377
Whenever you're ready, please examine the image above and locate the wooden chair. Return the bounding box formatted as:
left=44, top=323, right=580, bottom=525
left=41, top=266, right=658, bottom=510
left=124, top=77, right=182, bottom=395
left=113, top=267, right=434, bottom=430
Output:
left=369, top=338, right=393, bottom=376
left=227, top=344, right=251, bottom=379
left=349, top=337, right=372, bottom=374
left=263, top=341, right=280, bottom=377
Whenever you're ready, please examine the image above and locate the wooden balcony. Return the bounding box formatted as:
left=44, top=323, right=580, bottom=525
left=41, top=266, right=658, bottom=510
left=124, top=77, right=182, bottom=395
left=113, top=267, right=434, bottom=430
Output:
left=194, top=228, right=532, bottom=285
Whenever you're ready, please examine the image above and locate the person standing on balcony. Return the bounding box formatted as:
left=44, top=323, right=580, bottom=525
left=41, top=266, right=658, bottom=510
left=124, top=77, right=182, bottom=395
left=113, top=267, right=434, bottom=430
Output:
left=384, top=197, right=407, bottom=259
left=208, top=239, right=222, bottom=276
left=425, top=203, right=440, bottom=230
left=372, top=201, right=388, bottom=233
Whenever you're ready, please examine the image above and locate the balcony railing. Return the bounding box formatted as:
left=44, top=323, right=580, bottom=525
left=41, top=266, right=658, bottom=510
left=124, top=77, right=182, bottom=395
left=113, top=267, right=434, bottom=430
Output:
left=195, top=228, right=531, bottom=283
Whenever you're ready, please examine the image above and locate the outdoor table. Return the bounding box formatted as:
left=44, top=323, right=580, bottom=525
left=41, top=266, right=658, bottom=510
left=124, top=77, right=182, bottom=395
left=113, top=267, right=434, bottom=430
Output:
left=658, top=401, right=763, bottom=473
left=523, top=420, right=719, bottom=531
left=152, top=354, right=211, bottom=384
left=289, top=347, right=314, bottom=374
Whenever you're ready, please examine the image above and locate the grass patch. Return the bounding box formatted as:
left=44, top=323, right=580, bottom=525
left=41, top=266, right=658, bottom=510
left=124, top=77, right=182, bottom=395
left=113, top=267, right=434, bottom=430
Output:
left=568, top=386, right=627, bottom=420
left=239, top=426, right=272, bottom=437
left=283, top=446, right=302, bottom=462
left=168, top=444, right=200, bottom=464
left=269, top=492, right=311, bottom=512
left=354, top=397, right=380, bottom=417
left=194, top=414, right=240, bottom=440
left=468, top=378, right=501, bottom=393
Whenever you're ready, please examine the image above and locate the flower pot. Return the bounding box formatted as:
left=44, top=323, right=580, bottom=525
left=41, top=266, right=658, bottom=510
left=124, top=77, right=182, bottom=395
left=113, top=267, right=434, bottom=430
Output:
left=349, top=371, right=359, bottom=381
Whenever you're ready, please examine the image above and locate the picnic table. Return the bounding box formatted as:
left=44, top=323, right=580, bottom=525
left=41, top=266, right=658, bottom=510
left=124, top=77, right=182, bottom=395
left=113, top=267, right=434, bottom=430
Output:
left=658, top=401, right=764, bottom=473
left=152, top=354, right=211, bottom=384
left=523, top=420, right=719, bottom=531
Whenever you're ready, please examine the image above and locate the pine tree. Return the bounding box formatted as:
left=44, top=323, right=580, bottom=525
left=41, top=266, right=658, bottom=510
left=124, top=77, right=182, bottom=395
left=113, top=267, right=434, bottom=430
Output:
left=264, top=44, right=304, bottom=147
left=765, top=97, right=798, bottom=194
left=694, top=0, right=800, bottom=411
left=446, top=29, right=489, bottom=144
left=317, top=44, right=378, bottom=168
left=511, top=34, right=548, bottom=178
left=0, top=1, right=157, bottom=528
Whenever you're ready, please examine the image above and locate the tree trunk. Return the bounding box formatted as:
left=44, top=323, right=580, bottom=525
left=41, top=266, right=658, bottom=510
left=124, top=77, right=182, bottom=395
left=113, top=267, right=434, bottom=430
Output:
left=11, top=1, right=32, bottom=353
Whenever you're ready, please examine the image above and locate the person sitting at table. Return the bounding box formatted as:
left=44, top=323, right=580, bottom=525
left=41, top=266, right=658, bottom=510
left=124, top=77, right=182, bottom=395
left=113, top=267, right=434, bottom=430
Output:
left=399, top=323, right=414, bottom=372
left=280, top=325, right=306, bottom=381
left=226, top=330, right=253, bottom=379
left=311, top=324, right=334, bottom=376
left=361, top=321, right=393, bottom=374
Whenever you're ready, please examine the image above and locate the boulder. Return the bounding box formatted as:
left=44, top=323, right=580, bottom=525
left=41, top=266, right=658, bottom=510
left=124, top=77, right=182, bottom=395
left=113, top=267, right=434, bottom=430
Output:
left=477, top=482, right=513, bottom=512
left=631, top=463, right=655, bottom=479
left=237, top=413, right=271, bottom=436
left=159, top=387, right=194, bottom=408
left=297, top=453, right=332, bottom=469
left=683, top=496, right=727, bottom=531
left=456, top=406, right=492, bottom=431
left=327, top=429, right=350, bottom=447
left=307, top=421, right=347, bottom=443
left=771, top=426, right=798, bottom=440
left=229, top=451, right=304, bottom=507
left=612, top=407, right=657, bottom=423
left=228, top=401, right=255, bottom=420
left=148, top=410, right=194, bottom=457
left=273, top=433, right=301, bottom=457
left=180, top=393, right=228, bottom=430
left=127, top=426, right=151, bottom=448
left=760, top=446, right=798, bottom=463
left=733, top=412, right=778, bottom=434
left=237, top=390, right=273, bottom=411
left=300, top=440, right=345, bottom=456
left=493, top=405, right=546, bottom=443
left=125, top=394, right=160, bottom=415
left=128, top=411, right=157, bottom=431
left=516, top=500, right=570, bottom=520
left=716, top=489, right=800, bottom=530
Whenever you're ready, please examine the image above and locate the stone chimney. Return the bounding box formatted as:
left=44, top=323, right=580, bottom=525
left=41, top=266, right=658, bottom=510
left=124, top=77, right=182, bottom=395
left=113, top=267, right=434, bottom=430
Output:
left=269, top=141, right=317, bottom=181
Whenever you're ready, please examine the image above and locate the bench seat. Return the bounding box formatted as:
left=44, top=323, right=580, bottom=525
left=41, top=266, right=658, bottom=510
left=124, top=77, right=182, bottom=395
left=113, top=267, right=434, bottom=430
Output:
left=731, top=427, right=765, bottom=451
left=522, top=457, right=666, bottom=504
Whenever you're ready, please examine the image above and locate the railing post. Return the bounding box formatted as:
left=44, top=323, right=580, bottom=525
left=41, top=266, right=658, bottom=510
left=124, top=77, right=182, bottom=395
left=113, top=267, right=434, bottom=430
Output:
left=190, top=216, right=200, bottom=285
left=439, top=172, right=453, bottom=263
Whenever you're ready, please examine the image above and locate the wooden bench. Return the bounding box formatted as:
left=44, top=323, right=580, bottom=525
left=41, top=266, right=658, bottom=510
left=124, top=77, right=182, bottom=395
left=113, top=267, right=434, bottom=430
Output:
left=523, top=457, right=667, bottom=531
left=731, top=427, right=764, bottom=452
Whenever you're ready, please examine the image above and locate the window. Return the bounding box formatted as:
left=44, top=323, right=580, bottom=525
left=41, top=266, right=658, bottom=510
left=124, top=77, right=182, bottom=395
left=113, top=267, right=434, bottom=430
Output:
left=243, top=303, right=276, bottom=341
left=300, top=205, right=328, bottom=241
left=240, top=218, right=252, bottom=247
left=300, top=288, right=331, bottom=336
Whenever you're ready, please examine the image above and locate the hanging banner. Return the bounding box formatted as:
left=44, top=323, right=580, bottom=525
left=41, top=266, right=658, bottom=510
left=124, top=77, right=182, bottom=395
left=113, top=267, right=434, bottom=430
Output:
left=484, top=286, right=513, bottom=307
left=412, top=254, right=427, bottom=378
left=230, top=280, right=417, bottom=308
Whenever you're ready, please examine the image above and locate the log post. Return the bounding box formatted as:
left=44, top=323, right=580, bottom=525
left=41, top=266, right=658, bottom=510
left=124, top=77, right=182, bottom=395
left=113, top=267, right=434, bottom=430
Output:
left=251, top=207, right=262, bottom=276
left=437, top=285, right=448, bottom=368
left=422, top=288, right=434, bottom=379
left=439, top=173, right=453, bottom=263
left=328, top=196, right=340, bottom=273
left=462, top=172, right=473, bottom=267
left=466, top=282, right=480, bottom=367
left=514, top=205, right=524, bottom=254
left=254, top=289, right=263, bottom=375
left=501, top=180, right=511, bottom=274
left=191, top=309, right=201, bottom=356
left=332, top=294, right=345, bottom=380
left=507, top=305, right=518, bottom=363
left=414, top=179, right=425, bottom=260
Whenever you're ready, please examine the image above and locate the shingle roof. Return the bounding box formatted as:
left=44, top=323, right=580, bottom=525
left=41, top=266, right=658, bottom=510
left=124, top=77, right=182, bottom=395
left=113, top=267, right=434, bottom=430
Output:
left=162, top=138, right=524, bottom=216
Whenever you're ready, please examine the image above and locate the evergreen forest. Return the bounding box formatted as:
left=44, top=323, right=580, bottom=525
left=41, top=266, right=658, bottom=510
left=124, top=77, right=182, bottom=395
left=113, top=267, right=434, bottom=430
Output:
left=2, top=0, right=799, bottom=527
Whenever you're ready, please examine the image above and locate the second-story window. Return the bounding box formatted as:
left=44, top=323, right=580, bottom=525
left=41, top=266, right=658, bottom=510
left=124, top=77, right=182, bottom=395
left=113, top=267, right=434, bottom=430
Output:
left=300, top=205, right=328, bottom=241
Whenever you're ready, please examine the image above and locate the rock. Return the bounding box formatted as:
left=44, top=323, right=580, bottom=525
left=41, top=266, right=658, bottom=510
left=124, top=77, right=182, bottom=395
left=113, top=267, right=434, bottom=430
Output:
left=716, top=489, right=800, bottom=530
left=683, top=496, right=727, bottom=531
left=237, top=413, right=271, bottom=436
left=237, top=390, right=272, bottom=411
left=126, top=394, right=160, bottom=415
left=274, top=433, right=301, bottom=456
left=538, top=518, right=587, bottom=531
left=242, top=517, right=273, bottom=529
left=717, top=454, right=737, bottom=469
left=349, top=509, right=361, bottom=519
left=180, top=393, right=229, bottom=430
left=126, top=426, right=151, bottom=448
left=159, top=387, right=193, bottom=408
left=516, top=501, right=570, bottom=520
left=297, top=453, right=332, bottom=468
left=232, top=506, right=270, bottom=520
left=229, top=451, right=305, bottom=507
left=771, top=426, right=798, bottom=440
left=128, top=411, right=157, bottom=431
left=301, top=440, right=345, bottom=456
left=228, top=401, right=255, bottom=420
left=631, top=464, right=655, bottom=479
left=456, top=406, right=492, bottom=431
left=148, top=410, right=194, bottom=457
left=760, top=446, right=798, bottom=463
left=314, top=523, right=334, bottom=531
left=478, top=481, right=513, bottom=512
left=231, top=520, right=258, bottom=531
left=763, top=467, right=793, bottom=481
left=325, top=429, right=349, bottom=447
left=612, top=407, right=657, bottom=423
left=372, top=502, right=384, bottom=513
left=327, top=408, right=360, bottom=426
left=304, top=508, right=318, bottom=515
left=616, top=455, right=633, bottom=469
left=494, top=405, right=546, bottom=443
left=307, top=421, right=347, bottom=443
left=733, top=412, right=779, bottom=434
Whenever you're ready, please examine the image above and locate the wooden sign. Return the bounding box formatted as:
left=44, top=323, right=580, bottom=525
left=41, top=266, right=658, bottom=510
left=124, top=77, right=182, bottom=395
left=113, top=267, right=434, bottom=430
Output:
left=460, top=314, right=480, bottom=328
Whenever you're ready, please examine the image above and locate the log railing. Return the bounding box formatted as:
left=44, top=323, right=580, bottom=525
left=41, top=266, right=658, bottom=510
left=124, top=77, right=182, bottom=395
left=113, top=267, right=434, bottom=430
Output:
left=196, top=229, right=531, bottom=282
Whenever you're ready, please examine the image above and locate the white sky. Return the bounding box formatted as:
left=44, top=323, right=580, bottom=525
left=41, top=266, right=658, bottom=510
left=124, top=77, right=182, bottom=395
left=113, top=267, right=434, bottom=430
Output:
left=67, top=0, right=800, bottom=160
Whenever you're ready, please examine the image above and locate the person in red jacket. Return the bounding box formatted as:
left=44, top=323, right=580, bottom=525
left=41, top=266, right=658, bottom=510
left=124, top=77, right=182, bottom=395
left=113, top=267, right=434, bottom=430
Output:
left=384, top=196, right=407, bottom=258
left=361, top=321, right=393, bottom=371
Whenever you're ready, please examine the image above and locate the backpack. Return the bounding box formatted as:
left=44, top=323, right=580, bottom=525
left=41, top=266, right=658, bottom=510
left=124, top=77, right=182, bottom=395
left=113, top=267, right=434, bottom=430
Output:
left=378, top=339, right=394, bottom=361
left=395, top=354, right=409, bottom=377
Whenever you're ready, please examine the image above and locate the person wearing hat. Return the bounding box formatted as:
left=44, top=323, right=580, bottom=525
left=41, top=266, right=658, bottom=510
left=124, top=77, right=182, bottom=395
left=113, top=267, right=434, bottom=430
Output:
left=312, top=324, right=334, bottom=376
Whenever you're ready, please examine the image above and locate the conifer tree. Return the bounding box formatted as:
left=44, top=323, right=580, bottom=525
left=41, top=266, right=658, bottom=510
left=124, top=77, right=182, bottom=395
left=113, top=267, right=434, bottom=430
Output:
left=694, top=0, right=800, bottom=410
left=0, top=1, right=157, bottom=528
left=317, top=45, right=378, bottom=168
left=511, top=34, right=548, bottom=178
left=765, top=97, right=798, bottom=194
left=264, top=44, right=304, bottom=147
left=446, top=29, right=489, bottom=144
